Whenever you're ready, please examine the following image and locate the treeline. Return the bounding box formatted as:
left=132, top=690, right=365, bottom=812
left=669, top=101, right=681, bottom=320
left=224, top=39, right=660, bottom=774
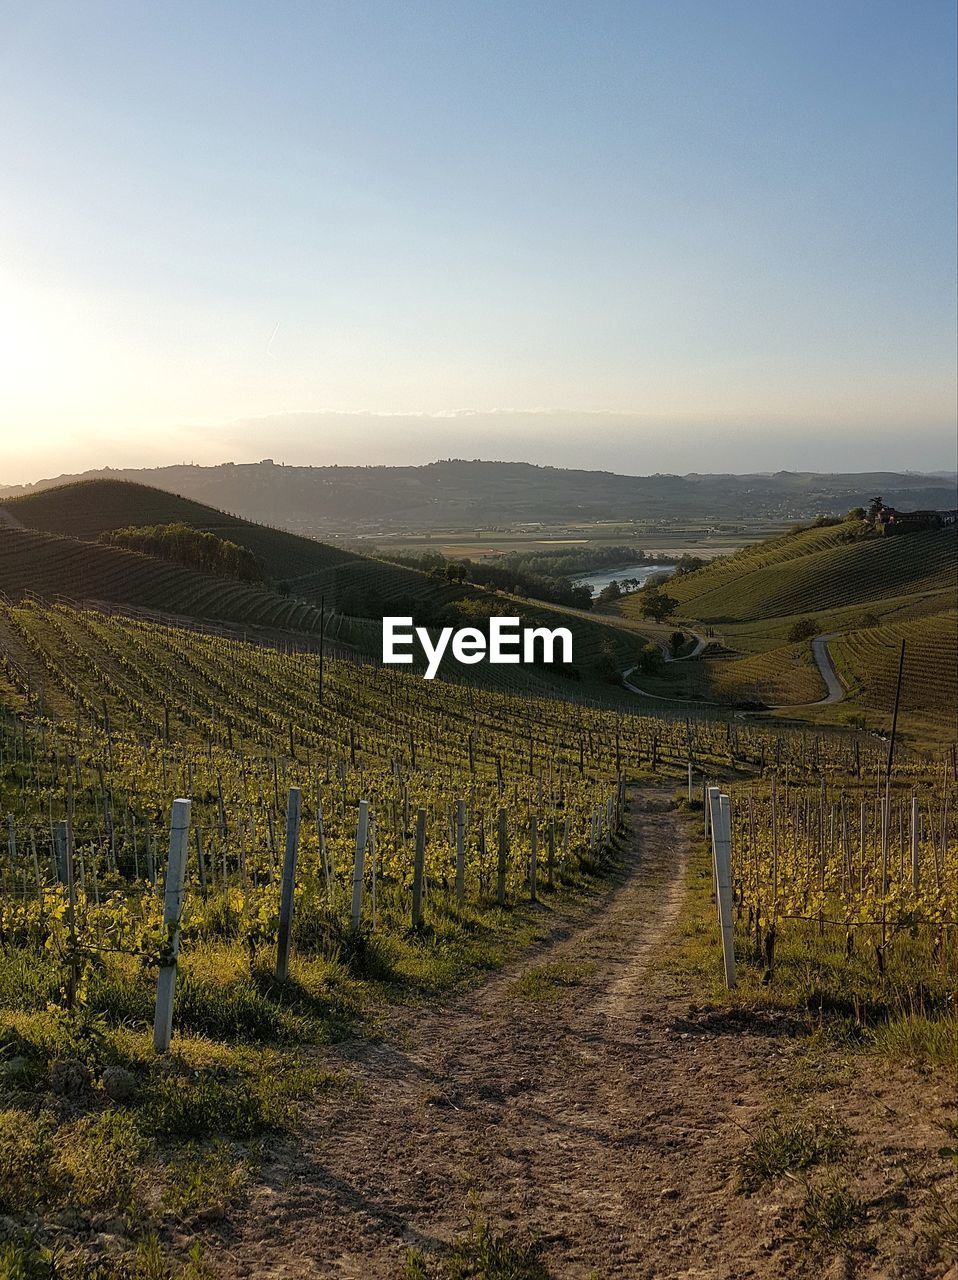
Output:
left=100, top=523, right=264, bottom=583
left=380, top=551, right=594, bottom=609
left=496, top=544, right=651, bottom=579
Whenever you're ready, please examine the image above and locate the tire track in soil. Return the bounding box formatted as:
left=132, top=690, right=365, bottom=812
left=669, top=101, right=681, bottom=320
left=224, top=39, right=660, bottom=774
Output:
left=206, top=789, right=800, bottom=1279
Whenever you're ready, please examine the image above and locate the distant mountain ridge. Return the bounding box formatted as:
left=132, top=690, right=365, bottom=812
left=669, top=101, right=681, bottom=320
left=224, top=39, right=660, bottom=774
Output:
left=1, top=461, right=954, bottom=534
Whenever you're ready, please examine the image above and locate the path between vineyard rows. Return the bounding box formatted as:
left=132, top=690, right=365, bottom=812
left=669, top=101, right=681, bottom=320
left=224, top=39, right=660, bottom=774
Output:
left=201, top=791, right=943, bottom=1280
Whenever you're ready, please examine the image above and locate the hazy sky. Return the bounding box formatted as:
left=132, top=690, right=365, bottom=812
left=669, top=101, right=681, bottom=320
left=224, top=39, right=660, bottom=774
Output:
left=2, top=1, right=956, bottom=483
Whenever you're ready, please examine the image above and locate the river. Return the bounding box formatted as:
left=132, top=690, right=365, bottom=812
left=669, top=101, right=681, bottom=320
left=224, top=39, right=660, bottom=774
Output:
left=572, top=562, right=677, bottom=599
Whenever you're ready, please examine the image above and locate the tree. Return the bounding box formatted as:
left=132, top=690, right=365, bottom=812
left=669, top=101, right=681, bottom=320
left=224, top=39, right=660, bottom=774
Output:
left=596, top=579, right=622, bottom=606
left=637, top=641, right=664, bottom=675
left=668, top=630, right=686, bottom=657
left=638, top=585, right=677, bottom=622
left=788, top=617, right=818, bottom=643
left=673, top=554, right=705, bottom=577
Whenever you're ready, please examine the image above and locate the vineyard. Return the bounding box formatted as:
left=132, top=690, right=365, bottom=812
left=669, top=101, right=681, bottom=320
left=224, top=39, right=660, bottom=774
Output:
left=0, top=605, right=955, bottom=1276
left=629, top=639, right=827, bottom=708
left=831, top=611, right=958, bottom=722
left=0, top=528, right=327, bottom=635
left=629, top=520, right=956, bottom=623
left=615, top=515, right=958, bottom=728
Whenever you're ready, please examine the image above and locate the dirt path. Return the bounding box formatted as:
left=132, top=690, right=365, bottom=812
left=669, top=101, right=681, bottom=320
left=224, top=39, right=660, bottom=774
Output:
left=203, top=791, right=950, bottom=1280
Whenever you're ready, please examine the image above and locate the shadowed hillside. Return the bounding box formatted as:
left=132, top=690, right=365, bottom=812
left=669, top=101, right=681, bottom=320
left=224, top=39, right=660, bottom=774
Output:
left=0, top=480, right=647, bottom=691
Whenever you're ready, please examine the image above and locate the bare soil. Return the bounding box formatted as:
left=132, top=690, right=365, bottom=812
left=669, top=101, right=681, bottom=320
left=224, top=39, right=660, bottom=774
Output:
left=198, top=790, right=955, bottom=1280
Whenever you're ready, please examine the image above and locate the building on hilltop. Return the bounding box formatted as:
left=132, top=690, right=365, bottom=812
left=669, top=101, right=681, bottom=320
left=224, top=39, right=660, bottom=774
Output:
left=871, top=497, right=958, bottom=532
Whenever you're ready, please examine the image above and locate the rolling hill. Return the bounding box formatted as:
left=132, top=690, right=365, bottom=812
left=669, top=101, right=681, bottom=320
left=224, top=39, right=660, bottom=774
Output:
left=0, top=526, right=328, bottom=634
left=0, top=479, right=645, bottom=691
left=617, top=516, right=958, bottom=733
left=3, top=460, right=955, bottom=534
left=640, top=520, right=956, bottom=622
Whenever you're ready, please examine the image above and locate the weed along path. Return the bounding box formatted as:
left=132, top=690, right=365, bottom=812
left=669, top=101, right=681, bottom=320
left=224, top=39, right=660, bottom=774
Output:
left=205, top=791, right=947, bottom=1280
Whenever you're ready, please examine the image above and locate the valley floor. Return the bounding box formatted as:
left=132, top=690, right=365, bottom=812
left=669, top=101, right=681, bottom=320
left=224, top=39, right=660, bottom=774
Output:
left=193, top=792, right=954, bottom=1280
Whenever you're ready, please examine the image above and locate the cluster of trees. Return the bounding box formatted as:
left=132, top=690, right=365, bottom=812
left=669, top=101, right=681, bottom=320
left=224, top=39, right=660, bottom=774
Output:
left=100, top=523, right=263, bottom=582
left=382, top=551, right=594, bottom=609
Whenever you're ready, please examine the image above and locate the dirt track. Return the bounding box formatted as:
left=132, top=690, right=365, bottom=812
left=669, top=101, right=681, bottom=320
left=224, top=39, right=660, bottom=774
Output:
left=201, top=791, right=954, bottom=1280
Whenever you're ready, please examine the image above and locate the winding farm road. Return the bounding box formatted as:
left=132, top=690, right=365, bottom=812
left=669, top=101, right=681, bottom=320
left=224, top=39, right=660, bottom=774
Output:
left=623, top=632, right=846, bottom=711
left=810, top=633, right=845, bottom=703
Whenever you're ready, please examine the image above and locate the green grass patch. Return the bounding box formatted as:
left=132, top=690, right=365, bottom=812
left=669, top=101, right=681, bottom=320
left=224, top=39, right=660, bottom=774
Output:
left=739, top=1110, right=847, bottom=1191
left=162, top=1139, right=253, bottom=1216
left=404, top=1215, right=551, bottom=1279
left=505, top=959, right=596, bottom=1003
left=800, top=1175, right=865, bottom=1242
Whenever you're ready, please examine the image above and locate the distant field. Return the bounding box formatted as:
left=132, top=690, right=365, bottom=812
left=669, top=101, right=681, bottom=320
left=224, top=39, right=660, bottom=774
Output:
left=363, top=518, right=786, bottom=561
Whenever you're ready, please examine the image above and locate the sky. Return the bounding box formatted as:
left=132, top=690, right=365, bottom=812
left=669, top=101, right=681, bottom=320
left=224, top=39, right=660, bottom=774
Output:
left=1, top=0, right=956, bottom=483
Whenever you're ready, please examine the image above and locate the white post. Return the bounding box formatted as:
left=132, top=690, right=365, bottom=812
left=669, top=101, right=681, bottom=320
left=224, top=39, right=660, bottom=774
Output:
left=350, top=800, right=369, bottom=930
left=153, top=798, right=192, bottom=1053
left=455, top=799, right=466, bottom=905
left=708, top=787, right=736, bottom=989
left=276, top=787, right=302, bottom=981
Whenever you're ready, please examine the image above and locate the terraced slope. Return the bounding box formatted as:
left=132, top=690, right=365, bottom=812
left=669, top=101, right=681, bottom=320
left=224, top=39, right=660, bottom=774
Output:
left=613, top=517, right=957, bottom=727
left=621, top=521, right=955, bottom=624
left=3, top=479, right=361, bottom=578
left=0, top=527, right=326, bottom=633
left=831, top=611, right=958, bottom=726
left=3, top=479, right=472, bottom=617
left=1, top=482, right=646, bottom=689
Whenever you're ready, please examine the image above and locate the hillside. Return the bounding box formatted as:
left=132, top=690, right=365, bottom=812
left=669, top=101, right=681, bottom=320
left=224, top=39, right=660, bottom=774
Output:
left=2, top=479, right=470, bottom=616
left=0, top=526, right=328, bottom=634
left=618, top=517, right=958, bottom=733
left=3, top=460, right=955, bottom=534
left=0, top=479, right=645, bottom=690
left=648, top=521, right=956, bottom=621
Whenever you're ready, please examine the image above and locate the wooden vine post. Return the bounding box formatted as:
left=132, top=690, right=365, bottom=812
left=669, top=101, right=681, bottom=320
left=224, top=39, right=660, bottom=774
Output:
left=411, top=807, right=427, bottom=928
left=455, top=799, right=466, bottom=905
left=153, top=798, right=192, bottom=1053
left=496, top=809, right=508, bottom=905
left=911, top=793, right=920, bottom=891
left=350, top=800, right=369, bottom=930
left=529, top=815, right=538, bottom=903
left=275, top=786, right=302, bottom=981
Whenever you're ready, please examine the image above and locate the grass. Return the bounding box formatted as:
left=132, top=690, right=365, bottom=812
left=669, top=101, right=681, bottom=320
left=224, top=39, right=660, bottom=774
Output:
left=162, top=1140, right=253, bottom=1216
left=505, top=959, right=596, bottom=1002
left=404, top=1215, right=551, bottom=1279
left=800, top=1176, right=865, bottom=1242
left=739, top=1111, right=848, bottom=1191
left=0, top=1236, right=215, bottom=1280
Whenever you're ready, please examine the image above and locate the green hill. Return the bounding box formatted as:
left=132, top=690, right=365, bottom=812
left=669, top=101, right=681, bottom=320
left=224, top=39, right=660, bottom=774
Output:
left=0, top=479, right=645, bottom=690
left=0, top=526, right=327, bottom=634
left=2, top=478, right=477, bottom=615
left=831, top=611, right=958, bottom=731
left=616, top=517, right=957, bottom=734
left=633, top=520, right=955, bottom=622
